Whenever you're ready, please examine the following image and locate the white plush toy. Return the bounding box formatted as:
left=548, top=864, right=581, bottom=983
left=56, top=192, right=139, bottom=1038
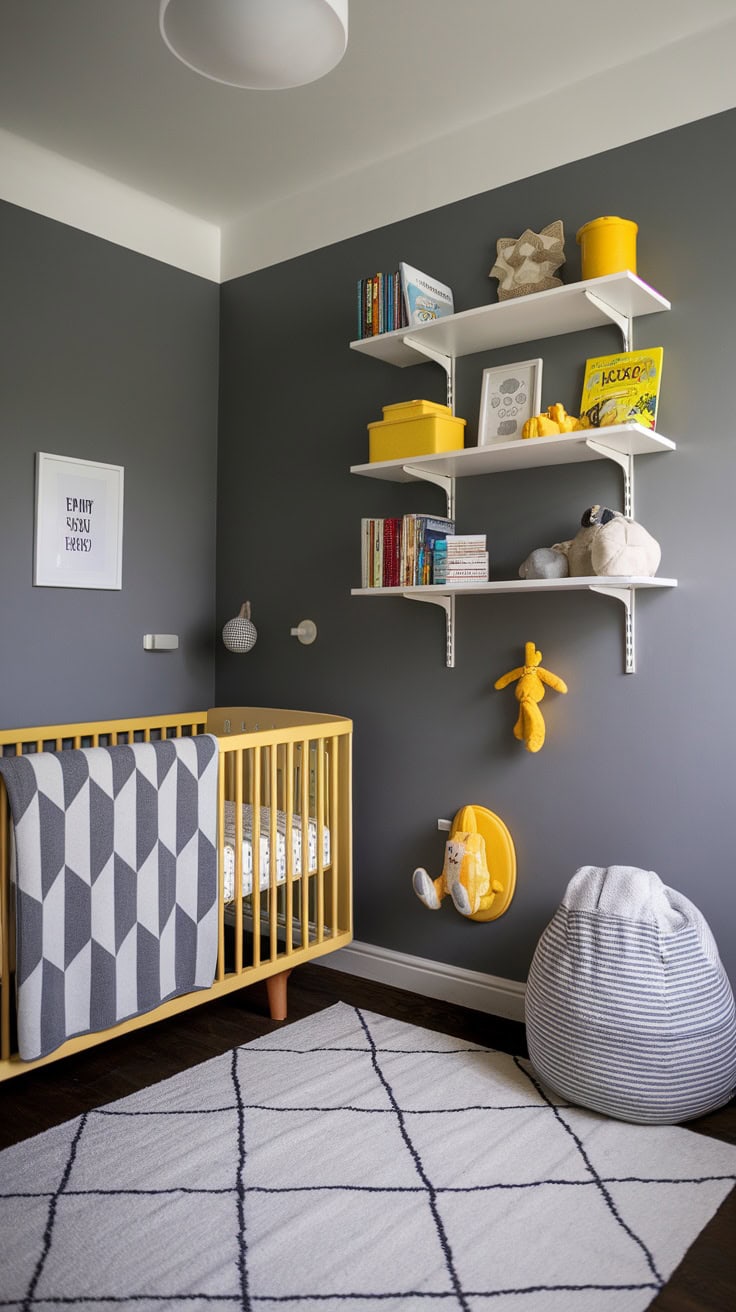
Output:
left=564, top=505, right=661, bottom=577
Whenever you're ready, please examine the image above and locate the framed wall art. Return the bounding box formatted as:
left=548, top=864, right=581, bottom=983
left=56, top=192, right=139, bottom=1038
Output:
left=34, top=453, right=124, bottom=589
left=478, top=358, right=543, bottom=444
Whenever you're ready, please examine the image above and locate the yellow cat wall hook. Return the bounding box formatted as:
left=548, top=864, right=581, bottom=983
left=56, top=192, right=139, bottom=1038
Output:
left=412, top=804, right=516, bottom=922
left=494, top=641, right=568, bottom=753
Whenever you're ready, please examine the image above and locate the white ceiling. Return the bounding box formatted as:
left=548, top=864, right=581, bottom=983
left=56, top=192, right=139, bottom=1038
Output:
left=1, top=0, right=736, bottom=279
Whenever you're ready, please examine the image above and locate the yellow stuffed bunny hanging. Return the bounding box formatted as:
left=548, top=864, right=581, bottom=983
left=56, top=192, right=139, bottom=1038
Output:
left=494, top=641, right=567, bottom=753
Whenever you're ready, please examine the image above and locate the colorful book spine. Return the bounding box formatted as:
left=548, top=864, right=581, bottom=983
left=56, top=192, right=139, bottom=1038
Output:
left=355, top=270, right=408, bottom=339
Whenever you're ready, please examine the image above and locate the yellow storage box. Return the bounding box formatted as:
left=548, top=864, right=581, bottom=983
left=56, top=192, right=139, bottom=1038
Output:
left=368, top=399, right=466, bottom=463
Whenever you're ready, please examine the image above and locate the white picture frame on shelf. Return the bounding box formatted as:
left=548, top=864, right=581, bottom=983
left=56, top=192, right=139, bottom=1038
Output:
left=34, top=452, right=124, bottom=589
left=477, top=358, right=543, bottom=445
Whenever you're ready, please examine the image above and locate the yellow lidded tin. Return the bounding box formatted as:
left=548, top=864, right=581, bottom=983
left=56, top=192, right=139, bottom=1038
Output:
left=576, top=216, right=638, bottom=279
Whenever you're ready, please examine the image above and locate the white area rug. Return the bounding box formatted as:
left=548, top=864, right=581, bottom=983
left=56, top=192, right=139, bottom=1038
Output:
left=1, top=1002, right=735, bottom=1310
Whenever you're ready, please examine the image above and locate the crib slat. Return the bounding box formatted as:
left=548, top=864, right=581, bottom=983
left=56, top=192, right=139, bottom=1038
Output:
left=316, top=739, right=325, bottom=945
left=301, top=739, right=310, bottom=948
left=330, top=735, right=339, bottom=938
left=285, top=740, right=294, bottom=955
left=234, top=748, right=244, bottom=973
left=269, top=744, right=278, bottom=962
left=251, top=746, right=261, bottom=970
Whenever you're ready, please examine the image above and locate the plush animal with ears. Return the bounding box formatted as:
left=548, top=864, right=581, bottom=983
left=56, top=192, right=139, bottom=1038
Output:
left=494, top=641, right=567, bottom=753
left=412, top=805, right=505, bottom=917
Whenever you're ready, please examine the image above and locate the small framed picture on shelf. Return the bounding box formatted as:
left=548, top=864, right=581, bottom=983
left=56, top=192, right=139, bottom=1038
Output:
left=477, top=358, right=543, bottom=445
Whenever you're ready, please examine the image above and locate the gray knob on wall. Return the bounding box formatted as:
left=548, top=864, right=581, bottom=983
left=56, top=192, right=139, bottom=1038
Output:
left=290, top=619, right=317, bottom=645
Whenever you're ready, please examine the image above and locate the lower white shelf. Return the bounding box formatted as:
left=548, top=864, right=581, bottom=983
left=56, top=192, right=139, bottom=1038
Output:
left=351, top=576, right=677, bottom=598
left=351, top=576, right=678, bottom=672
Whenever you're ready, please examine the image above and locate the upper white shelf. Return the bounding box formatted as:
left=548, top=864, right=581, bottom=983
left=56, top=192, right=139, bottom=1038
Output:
left=349, top=271, right=670, bottom=367
left=350, top=423, right=675, bottom=483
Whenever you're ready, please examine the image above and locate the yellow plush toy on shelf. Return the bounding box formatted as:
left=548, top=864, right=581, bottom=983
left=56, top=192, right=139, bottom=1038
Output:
left=522, top=403, right=583, bottom=438
left=412, top=804, right=516, bottom=922
left=494, top=641, right=568, bottom=753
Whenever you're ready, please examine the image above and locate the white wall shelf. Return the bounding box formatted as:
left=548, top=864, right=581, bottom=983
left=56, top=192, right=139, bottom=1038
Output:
left=350, top=271, right=670, bottom=370
left=351, top=577, right=678, bottom=673
left=351, top=577, right=677, bottom=599
left=351, top=423, right=674, bottom=521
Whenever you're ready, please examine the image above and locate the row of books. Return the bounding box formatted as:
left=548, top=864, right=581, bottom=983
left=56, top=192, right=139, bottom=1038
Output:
left=360, top=514, right=455, bottom=589
left=356, top=263, right=455, bottom=340
left=357, top=272, right=408, bottom=339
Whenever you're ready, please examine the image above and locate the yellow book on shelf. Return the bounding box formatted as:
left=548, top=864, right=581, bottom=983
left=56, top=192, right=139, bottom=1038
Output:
left=579, top=347, right=663, bottom=430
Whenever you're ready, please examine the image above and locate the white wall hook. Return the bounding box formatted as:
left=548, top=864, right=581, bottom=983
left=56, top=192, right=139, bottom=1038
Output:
left=143, top=634, right=179, bottom=651
left=290, top=619, right=317, bottom=645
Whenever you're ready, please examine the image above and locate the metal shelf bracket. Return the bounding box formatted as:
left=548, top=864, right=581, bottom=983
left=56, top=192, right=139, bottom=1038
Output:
left=402, top=465, right=455, bottom=519
left=590, top=584, right=636, bottom=673
left=583, top=288, right=633, bottom=351
left=584, top=437, right=635, bottom=517
left=405, top=590, right=455, bottom=668
left=402, top=333, right=456, bottom=413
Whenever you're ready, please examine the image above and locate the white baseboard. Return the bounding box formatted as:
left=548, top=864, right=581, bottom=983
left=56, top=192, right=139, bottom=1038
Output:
left=316, top=940, right=526, bottom=1024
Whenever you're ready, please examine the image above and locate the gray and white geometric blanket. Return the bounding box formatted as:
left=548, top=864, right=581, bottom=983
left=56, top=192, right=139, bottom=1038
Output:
left=0, top=734, right=219, bottom=1061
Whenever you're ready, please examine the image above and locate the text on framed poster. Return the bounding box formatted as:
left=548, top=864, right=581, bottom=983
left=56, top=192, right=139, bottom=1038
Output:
left=34, top=453, right=124, bottom=589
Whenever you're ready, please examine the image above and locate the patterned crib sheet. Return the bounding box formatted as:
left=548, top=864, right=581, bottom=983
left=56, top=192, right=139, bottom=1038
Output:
left=222, top=801, right=331, bottom=900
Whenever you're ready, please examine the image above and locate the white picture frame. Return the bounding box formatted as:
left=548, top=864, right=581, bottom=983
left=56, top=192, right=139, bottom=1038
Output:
left=477, top=358, right=543, bottom=445
left=34, top=453, right=124, bottom=589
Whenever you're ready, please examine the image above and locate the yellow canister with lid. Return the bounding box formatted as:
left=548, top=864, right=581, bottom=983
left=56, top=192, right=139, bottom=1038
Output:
left=576, top=216, right=638, bottom=278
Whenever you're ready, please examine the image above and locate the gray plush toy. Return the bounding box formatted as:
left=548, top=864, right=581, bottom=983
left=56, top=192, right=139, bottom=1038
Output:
left=518, top=547, right=569, bottom=580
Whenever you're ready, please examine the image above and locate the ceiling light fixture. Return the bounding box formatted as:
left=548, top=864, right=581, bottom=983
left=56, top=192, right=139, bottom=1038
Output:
left=159, top=0, right=348, bottom=90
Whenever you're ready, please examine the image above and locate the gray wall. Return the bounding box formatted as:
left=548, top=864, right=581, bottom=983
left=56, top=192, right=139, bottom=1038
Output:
left=0, top=201, right=220, bottom=726
left=217, top=108, right=736, bottom=986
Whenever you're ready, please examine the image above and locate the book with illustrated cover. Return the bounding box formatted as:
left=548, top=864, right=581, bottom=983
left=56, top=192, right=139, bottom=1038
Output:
left=579, top=348, right=664, bottom=430
left=399, top=263, right=454, bottom=327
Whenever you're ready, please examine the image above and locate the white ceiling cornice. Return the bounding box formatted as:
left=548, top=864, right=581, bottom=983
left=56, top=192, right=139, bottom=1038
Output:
left=0, top=127, right=220, bottom=282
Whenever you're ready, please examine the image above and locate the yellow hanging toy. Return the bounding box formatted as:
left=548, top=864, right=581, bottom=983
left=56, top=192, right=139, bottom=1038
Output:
left=494, top=641, right=568, bottom=753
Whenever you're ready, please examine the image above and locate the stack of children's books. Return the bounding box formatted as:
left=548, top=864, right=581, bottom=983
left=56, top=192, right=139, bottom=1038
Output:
left=433, top=535, right=489, bottom=584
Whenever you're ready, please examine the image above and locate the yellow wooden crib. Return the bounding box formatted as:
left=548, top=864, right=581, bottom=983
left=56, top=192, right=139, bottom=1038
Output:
left=0, top=705, right=352, bottom=1082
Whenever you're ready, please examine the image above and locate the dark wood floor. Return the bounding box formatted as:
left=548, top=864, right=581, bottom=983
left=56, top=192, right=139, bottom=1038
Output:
left=1, top=963, right=734, bottom=1311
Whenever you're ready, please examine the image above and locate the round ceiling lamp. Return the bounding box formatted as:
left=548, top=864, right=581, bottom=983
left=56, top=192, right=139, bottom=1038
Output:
left=159, top=0, right=348, bottom=90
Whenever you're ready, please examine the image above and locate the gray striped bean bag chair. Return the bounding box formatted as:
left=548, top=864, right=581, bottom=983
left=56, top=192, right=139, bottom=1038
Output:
left=525, top=865, right=736, bottom=1124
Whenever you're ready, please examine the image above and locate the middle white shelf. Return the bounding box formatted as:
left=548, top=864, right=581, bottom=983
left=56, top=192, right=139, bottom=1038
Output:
left=351, top=422, right=674, bottom=523
left=350, top=424, right=678, bottom=671
left=350, top=423, right=675, bottom=482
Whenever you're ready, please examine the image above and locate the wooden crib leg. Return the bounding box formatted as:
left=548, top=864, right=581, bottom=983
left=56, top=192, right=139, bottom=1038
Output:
left=265, top=969, right=293, bottom=1021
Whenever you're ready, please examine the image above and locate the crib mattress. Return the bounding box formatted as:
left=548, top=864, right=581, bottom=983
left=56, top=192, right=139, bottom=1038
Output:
left=222, top=801, right=331, bottom=900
